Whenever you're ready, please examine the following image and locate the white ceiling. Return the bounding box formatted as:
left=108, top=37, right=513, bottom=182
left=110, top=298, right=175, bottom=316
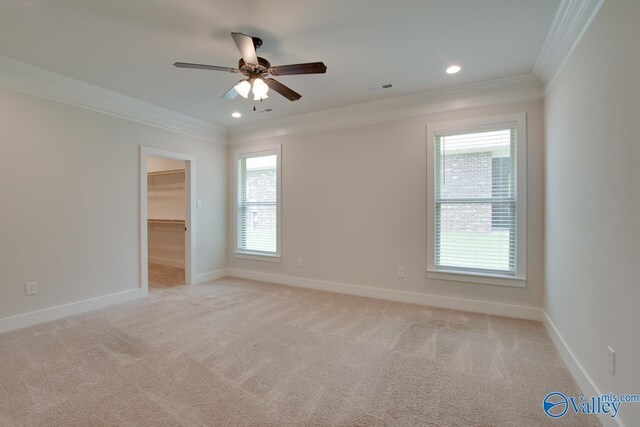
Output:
left=0, top=0, right=559, bottom=128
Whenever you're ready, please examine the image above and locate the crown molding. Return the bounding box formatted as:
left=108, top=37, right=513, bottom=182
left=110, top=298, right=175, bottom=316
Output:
left=228, top=74, right=542, bottom=144
left=0, top=55, right=227, bottom=144
left=533, top=0, right=605, bottom=92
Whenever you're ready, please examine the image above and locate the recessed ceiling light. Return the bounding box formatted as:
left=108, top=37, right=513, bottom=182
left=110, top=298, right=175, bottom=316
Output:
left=446, top=65, right=461, bottom=74
left=231, top=112, right=242, bottom=118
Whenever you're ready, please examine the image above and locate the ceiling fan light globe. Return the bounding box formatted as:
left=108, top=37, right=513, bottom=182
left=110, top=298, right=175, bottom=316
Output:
left=252, top=78, right=269, bottom=99
left=234, top=80, right=251, bottom=98
left=253, top=93, right=269, bottom=101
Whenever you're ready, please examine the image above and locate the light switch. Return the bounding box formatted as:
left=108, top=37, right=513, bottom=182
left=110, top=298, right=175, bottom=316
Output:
left=25, top=281, right=37, bottom=295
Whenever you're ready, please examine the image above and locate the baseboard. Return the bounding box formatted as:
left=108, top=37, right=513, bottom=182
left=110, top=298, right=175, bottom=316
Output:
left=543, top=311, right=625, bottom=427
left=0, top=288, right=146, bottom=335
left=226, top=269, right=542, bottom=320
left=148, top=256, right=185, bottom=269
left=194, top=269, right=228, bottom=284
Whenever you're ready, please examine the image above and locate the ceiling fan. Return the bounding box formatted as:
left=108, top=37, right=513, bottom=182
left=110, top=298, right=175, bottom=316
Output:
left=174, top=32, right=327, bottom=104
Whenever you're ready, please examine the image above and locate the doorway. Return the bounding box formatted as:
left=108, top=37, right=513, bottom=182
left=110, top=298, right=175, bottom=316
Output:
left=140, top=147, right=195, bottom=292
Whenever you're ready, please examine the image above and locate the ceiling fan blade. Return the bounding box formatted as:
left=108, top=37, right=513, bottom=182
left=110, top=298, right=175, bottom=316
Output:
left=231, top=32, right=258, bottom=65
left=174, top=62, right=239, bottom=73
left=221, top=84, right=239, bottom=100
left=269, top=62, right=327, bottom=76
left=265, top=78, right=302, bottom=101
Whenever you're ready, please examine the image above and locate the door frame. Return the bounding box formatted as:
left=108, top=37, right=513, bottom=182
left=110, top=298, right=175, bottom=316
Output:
left=140, top=146, right=196, bottom=292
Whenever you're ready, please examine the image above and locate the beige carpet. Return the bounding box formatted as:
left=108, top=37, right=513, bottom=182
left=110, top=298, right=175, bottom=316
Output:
left=148, top=263, right=185, bottom=289
left=0, top=277, right=600, bottom=426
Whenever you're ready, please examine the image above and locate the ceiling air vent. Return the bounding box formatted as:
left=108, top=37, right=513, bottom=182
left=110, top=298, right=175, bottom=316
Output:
left=369, top=82, right=394, bottom=91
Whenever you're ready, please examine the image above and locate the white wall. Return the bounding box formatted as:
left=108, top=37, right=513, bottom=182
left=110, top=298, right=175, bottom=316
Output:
left=0, top=87, right=227, bottom=320
left=228, top=100, right=545, bottom=315
left=544, top=1, right=640, bottom=425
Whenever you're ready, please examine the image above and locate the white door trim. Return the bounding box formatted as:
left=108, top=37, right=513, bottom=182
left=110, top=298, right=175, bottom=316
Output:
left=140, top=146, right=196, bottom=291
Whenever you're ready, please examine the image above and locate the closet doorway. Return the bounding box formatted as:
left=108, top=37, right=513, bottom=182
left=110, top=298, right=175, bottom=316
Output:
left=140, top=147, right=195, bottom=292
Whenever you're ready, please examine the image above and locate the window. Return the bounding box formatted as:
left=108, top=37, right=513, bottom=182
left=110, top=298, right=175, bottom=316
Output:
left=235, top=145, right=281, bottom=260
left=427, top=114, right=526, bottom=287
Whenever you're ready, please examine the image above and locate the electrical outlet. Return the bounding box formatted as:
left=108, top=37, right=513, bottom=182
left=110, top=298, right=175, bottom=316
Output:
left=607, top=346, right=615, bottom=375
left=297, top=257, right=303, bottom=267
left=397, top=267, right=405, bottom=278
left=25, top=281, right=37, bottom=296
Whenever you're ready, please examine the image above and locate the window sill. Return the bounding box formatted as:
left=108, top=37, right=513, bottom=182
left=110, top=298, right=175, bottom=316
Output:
left=427, top=269, right=526, bottom=288
left=234, top=252, right=281, bottom=263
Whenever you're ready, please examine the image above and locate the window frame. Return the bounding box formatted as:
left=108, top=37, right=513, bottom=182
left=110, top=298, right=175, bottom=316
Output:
left=426, top=113, right=527, bottom=287
left=233, top=144, right=282, bottom=262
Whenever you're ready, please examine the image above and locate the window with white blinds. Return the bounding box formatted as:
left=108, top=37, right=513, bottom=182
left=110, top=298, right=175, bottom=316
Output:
left=235, top=147, right=280, bottom=257
left=427, top=115, right=526, bottom=286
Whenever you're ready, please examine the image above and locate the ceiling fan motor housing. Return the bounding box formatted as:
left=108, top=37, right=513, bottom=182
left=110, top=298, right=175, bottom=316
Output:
left=238, top=57, right=271, bottom=75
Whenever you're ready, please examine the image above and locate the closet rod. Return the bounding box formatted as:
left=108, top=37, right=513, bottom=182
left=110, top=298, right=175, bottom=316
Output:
left=147, top=219, right=186, bottom=225
left=147, top=169, right=185, bottom=177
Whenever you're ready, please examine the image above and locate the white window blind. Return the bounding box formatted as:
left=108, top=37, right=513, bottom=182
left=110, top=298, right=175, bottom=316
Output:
left=237, top=152, right=278, bottom=255
left=435, top=128, right=516, bottom=275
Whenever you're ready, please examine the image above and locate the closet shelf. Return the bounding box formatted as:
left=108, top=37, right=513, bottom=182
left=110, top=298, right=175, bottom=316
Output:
left=147, top=169, right=185, bottom=177
left=147, top=219, right=185, bottom=225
